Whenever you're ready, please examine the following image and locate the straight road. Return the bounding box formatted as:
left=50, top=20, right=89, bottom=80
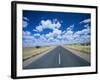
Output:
left=23, top=46, right=90, bottom=69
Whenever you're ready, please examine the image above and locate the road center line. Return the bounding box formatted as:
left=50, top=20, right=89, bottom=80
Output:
left=59, top=53, right=61, bottom=65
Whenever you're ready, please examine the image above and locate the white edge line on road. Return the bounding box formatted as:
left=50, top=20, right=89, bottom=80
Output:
left=59, top=53, right=61, bottom=65
left=23, top=46, right=57, bottom=68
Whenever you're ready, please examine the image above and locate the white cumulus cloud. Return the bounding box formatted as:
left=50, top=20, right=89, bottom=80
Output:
left=23, top=17, right=29, bottom=28
left=23, top=18, right=91, bottom=47
left=23, top=31, right=31, bottom=36
left=80, top=18, right=91, bottom=24
left=67, top=24, right=74, bottom=31
left=35, top=25, right=43, bottom=32
left=33, top=19, right=61, bottom=32
left=34, top=33, right=40, bottom=37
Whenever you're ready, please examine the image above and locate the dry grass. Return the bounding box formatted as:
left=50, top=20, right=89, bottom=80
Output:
left=23, top=46, right=55, bottom=61
left=64, top=45, right=91, bottom=54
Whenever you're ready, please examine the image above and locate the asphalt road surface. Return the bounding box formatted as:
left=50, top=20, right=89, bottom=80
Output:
left=23, top=46, right=90, bottom=69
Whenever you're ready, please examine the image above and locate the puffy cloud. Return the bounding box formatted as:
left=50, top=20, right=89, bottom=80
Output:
left=74, top=27, right=90, bottom=35
left=23, top=31, right=31, bottom=36
left=57, top=35, right=62, bottom=39
left=33, top=29, right=38, bottom=32
left=23, top=17, right=29, bottom=28
left=33, top=19, right=61, bottom=32
left=23, top=35, right=35, bottom=40
left=81, top=28, right=90, bottom=35
left=41, top=20, right=52, bottom=29
left=46, top=32, right=53, bottom=38
left=63, top=32, right=74, bottom=41
left=35, top=25, right=43, bottom=32
left=65, top=30, right=73, bottom=35
left=23, top=18, right=91, bottom=47
left=80, top=18, right=91, bottom=24
left=53, top=19, right=58, bottom=23
left=84, top=24, right=90, bottom=28
left=23, top=34, right=36, bottom=47
left=45, top=29, right=62, bottom=39
left=67, top=24, right=74, bottom=31
left=48, top=37, right=54, bottom=41
left=72, top=27, right=90, bottom=43
left=23, top=41, right=34, bottom=47
left=60, top=23, right=90, bottom=44
left=23, top=17, right=29, bottom=21
left=53, top=21, right=61, bottom=29
left=23, top=31, right=35, bottom=44
left=34, top=33, right=40, bottom=37
left=39, top=35, right=47, bottom=42
left=23, top=21, right=28, bottom=28
left=53, top=29, right=62, bottom=35
left=61, top=25, right=74, bottom=41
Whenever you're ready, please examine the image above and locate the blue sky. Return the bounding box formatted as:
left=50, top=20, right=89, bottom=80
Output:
left=22, top=10, right=91, bottom=47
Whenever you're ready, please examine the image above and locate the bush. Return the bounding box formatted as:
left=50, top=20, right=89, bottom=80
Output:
left=36, top=46, right=41, bottom=48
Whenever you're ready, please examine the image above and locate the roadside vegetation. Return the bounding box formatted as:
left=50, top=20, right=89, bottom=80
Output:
left=23, top=46, right=55, bottom=61
left=64, top=44, right=91, bottom=54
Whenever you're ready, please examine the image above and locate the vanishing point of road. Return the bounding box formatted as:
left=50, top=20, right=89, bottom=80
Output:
left=23, top=46, right=90, bottom=69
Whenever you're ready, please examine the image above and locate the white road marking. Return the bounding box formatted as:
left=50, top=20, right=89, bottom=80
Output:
left=23, top=46, right=57, bottom=68
left=59, top=53, right=61, bottom=65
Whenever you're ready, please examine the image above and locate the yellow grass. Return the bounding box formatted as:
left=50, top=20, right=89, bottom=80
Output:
left=64, top=45, right=91, bottom=54
left=23, top=46, right=55, bottom=61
